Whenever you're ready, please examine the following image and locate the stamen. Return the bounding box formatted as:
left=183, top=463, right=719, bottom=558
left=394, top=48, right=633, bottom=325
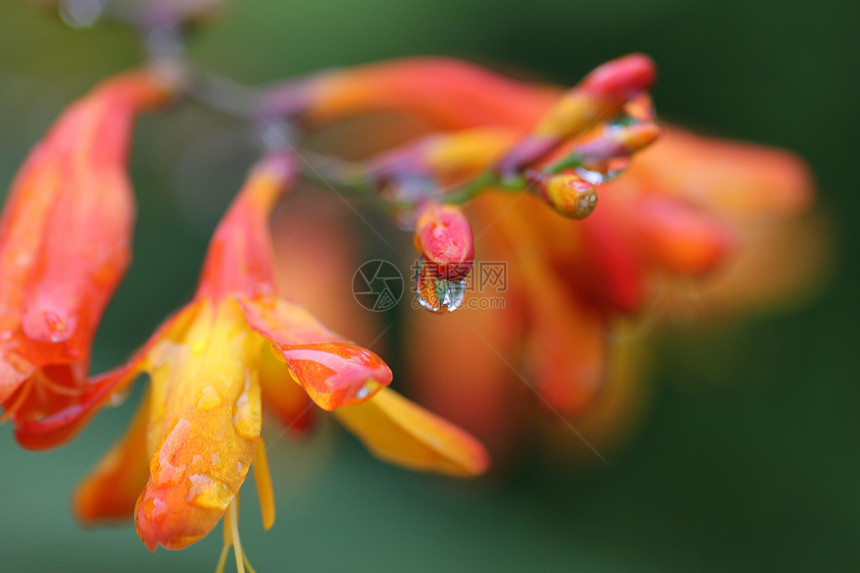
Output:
left=215, top=496, right=258, bottom=573
left=252, top=439, right=276, bottom=530
left=0, top=379, right=34, bottom=422
left=229, top=499, right=246, bottom=573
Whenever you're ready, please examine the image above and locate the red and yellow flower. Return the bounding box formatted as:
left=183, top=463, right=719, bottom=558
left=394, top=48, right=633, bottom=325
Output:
left=14, top=153, right=488, bottom=557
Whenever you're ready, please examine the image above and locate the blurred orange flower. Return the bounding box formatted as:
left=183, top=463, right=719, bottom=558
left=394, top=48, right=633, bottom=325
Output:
left=268, top=56, right=820, bottom=462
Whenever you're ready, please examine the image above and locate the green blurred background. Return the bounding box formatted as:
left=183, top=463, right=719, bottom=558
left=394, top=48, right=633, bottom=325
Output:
left=0, top=0, right=857, bottom=571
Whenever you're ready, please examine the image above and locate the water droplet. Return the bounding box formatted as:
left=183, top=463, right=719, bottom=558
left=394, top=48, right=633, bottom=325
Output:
left=196, top=385, right=223, bottom=410
left=192, top=455, right=203, bottom=466
left=415, top=260, right=466, bottom=313
left=210, top=454, right=221, bottom=466
left=354, top=379, right=381, bottom=401
left=186, top=474, right=234, bottom=511
left=154, top=420, right=190, bottom=486
left=574, top=166, right=607, bottom=185
left=232, top=384, right=259, bottom=441
left=236, top=461, right=245, bottom=477
left=59, top=0, right=103, bottom=29
left=606, top=113, right=639, bottom=130
left=147, top=497, right=168, bottom=523
left=108, top=386, right=131, bottom=407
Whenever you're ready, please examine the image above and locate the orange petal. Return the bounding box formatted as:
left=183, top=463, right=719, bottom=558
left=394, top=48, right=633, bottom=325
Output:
left=12, top=302, right=199, bottom=450
left=240, top=297, right=392, bottom=410
left=333, top=388, right=490, bottom=477
left=74, top=390, right=151, bottom=524
left=0, top=69, right=171, bottom=415
left=634, top=196, right=735, bottom=275
left=305, top=58, right=556, bottom=130
left=197, top=153, right=295, bottom=301
left=631, top=127, right=814, bottom=217
left=524, top=280, right=608, bottom=418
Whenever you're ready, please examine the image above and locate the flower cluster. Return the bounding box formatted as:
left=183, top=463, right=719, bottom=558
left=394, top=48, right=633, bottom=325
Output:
left=1, top=1, right=818, bottom=570
left=259, top=56, right=817, bottom=458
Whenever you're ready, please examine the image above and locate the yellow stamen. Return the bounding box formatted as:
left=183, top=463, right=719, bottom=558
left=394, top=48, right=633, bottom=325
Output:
left=215, top=496, right=257, bottom=573
left=253, top=439, right=276, bottom=531
left=229, top=500, right=245, bottom=573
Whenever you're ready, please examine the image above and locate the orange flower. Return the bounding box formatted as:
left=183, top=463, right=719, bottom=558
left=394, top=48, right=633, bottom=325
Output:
left=17, top=154, right=488, bottom=557
left=408, top=127, right=815, bottom=459
left=263, top=56, right=817, bottom=460
left=0, top=69, right=172, bottom=427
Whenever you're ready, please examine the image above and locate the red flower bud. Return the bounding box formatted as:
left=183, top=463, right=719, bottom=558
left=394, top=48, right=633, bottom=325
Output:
left=413, top=203, right=475, bottom=280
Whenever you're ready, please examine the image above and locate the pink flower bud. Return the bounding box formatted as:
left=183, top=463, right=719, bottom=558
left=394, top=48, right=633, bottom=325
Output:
left=581, top=53, right=656, bottom=100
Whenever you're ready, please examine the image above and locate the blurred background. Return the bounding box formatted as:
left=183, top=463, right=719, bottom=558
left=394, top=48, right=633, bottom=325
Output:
left=0, top=0, right=857, bottom=571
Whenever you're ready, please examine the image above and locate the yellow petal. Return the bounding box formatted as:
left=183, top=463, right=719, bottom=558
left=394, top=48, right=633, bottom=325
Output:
left=135, top=299, right=262, bottom=551
left=333, top=388, right=490, bottom=477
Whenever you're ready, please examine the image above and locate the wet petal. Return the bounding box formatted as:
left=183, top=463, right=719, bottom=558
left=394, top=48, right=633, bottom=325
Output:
left=12, top=303, right=199, bottom=450
left=135, top=299, right=262, bottom=551
left=334, top=388, right=490, bottom=477
left=240, top=297, right=392, bottom=410
left=0, top=69, right=172, bottom=408
left=258, top=342, right=314, bottom=433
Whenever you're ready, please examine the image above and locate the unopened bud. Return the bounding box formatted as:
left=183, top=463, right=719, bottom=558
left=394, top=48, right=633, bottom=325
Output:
left=581, top=53, right=656, bottom=100
left=573, top=122, right=661, bottom=163
left=413, top=203, right=475, bottom=280
left=536, top=174, right=598, bottom=219
left=533, top=54, right=656, bottom=141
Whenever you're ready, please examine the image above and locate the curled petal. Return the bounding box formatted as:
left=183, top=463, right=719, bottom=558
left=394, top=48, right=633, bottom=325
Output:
left=239, top=297, right=392, bottom=410
left=280, top=343, right=391, bottom=410
left=258, top=343, right=314, bottom=432
left=334, top=388, right=490, bottom=477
